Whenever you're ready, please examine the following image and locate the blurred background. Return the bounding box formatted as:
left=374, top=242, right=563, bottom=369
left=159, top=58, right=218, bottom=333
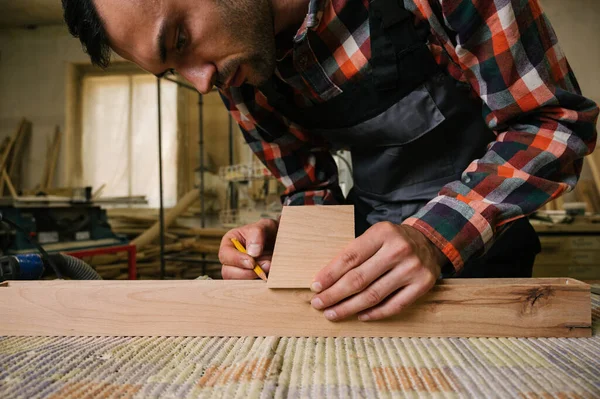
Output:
left=0, top=0, right=598, bottom=281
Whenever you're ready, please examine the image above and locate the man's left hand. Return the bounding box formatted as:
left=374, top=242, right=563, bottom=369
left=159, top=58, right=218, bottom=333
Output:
left=310, top=222, right=447, bottom=321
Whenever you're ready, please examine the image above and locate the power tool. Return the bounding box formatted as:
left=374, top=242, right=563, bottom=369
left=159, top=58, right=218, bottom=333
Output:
left=0, top=211, right=101, bottom=282
left=0, top=253, right=101, bottom=282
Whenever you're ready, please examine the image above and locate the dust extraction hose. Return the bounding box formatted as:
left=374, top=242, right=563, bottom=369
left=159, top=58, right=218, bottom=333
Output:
left=49, top=254, right=102, bottom=280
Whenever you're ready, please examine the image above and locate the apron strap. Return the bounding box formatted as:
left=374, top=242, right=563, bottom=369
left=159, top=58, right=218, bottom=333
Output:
left=370, top=0, right=439, bottom=92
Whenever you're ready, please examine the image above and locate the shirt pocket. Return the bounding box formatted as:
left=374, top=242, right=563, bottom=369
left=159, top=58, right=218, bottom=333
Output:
left=314, top=83, right=457, bottom=196
left=293, top=34, right=344, bottom=103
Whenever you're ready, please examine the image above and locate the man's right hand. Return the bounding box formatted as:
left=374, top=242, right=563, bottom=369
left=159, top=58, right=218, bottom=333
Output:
left=219, top=218, right=279, bottom=279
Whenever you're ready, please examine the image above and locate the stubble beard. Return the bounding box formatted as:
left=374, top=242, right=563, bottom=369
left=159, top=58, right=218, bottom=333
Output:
left=216, top=0, right=277, bottom=88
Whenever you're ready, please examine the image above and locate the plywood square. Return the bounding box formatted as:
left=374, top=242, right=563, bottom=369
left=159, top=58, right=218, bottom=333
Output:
left=267, top=205, right=355, bottom=288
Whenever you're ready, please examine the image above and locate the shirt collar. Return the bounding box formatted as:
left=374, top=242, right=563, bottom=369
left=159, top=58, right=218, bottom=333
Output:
left=293, top=0, right=327, bottom=43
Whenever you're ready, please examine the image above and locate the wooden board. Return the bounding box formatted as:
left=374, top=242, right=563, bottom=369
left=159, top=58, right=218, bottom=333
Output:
left=267, top=205, right=355, bottom=288
left=0, top=278, right=590, bottom=338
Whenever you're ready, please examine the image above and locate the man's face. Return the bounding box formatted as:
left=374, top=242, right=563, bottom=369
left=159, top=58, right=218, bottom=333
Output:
left=94, top=0, right=276, bottom=93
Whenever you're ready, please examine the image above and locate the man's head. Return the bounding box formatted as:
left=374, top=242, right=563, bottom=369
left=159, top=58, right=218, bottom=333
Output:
left=63, top=0, right=277, bottom=93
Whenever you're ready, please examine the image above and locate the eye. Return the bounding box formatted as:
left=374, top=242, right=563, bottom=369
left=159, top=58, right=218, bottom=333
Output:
left=175, top=27, right=187, bottom=54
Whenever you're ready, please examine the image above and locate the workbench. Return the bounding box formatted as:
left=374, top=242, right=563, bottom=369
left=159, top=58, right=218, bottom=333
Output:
left=1, top=289, right=598, bottom=398
left=533, top=221, right=600, bottom=280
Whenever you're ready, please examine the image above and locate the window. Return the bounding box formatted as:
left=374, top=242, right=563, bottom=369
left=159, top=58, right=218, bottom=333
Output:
left=81, top=74, right=178, bottom=207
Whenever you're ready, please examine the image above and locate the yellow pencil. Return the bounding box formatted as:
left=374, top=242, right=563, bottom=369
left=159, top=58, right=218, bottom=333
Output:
left=230, top=238, right=268, bottom=282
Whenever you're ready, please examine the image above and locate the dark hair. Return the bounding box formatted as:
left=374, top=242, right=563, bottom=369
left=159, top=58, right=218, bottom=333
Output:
left=62, top=0, right=111, bottom=68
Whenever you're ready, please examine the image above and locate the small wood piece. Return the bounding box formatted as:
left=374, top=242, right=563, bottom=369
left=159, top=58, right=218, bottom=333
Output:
left=7, top=119, right=31, bottom=190
left=0, top=120, right=22, bottom=194
left=267, top=205, right=355, bottom=288
left=92, top=183, right=107, bottom=200
left=41, top=126, right=62, bottom=190
left=131, top=189, right=200, bottom=248
left=2, top=119, right=31, bottom=195
left=2, top=169, right=18, bottom=198
left=0, top=278, right=590, bottom=338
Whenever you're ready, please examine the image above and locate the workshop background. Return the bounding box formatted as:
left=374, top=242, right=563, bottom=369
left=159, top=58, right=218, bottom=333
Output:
left=0, top=0, right=598, bottom=281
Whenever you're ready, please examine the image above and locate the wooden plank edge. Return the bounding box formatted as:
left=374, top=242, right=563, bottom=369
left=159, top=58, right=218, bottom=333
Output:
left=0, top=279, right=591, bottom=338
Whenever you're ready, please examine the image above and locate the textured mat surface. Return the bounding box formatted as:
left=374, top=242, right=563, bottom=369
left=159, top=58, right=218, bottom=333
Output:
left=1, top=295, right=599, bottom=398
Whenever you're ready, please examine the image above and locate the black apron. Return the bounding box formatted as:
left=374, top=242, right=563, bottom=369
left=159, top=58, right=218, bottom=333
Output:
left=259, top=0, right=540, bottom=277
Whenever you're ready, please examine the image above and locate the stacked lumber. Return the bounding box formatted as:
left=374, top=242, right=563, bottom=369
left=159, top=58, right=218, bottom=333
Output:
left=85, top=207, right=228, bottom=280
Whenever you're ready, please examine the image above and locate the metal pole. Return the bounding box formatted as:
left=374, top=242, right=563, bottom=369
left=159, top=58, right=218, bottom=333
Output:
left=157, top=78, right=166, bottom=279
left=198, top=93, right=206, bottom=276
left=228, top=113, right=234, bottom=165
left=199, top=93, right=205, bottom=229
left=228, top=113, right=235, bottom=211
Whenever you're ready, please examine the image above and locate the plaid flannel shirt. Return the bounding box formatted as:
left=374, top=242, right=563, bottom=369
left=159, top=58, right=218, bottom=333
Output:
left=220, top=0, right=599, bottom=271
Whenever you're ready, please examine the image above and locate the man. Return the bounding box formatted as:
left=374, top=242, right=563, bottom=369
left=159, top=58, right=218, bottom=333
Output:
left=63, top=0, right=598, bottom=322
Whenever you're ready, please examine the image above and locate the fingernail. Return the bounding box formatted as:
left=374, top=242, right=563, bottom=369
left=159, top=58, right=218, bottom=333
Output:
left=311, top=282, right=322, bottom=293
left=324, top=310, right=337, bottom=320
left=358, top=314, right=370, bottom=321
left=247, top=244, right=261, bottom=257
left=261, top=261, right=271, bottom=272
left=244, top=259, right=254, bottom=269
left=311, top=297, right=324, bottom=309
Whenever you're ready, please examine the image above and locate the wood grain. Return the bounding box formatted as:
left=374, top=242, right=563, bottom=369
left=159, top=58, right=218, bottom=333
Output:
left=267, top=205, right=355, bottom=288
left=0, top=278, right=590, bottom=338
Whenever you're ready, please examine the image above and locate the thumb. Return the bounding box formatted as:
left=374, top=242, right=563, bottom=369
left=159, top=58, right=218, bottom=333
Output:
left=242, top=218, right=278, bottom=257
left=244, top=225, right=266, bottom=257
left=247, top=243, right=262, bottom=257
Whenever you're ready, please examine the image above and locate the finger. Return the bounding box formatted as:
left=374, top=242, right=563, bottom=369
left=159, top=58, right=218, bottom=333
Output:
left=311, top=250, right=395, bottom=310
left=317, top=263, right=413, bottom=321
left=219, top=219, right=278, bottom=262
left=243, top=219, right=279, bottom=257
left=221, top=265, right=261, bottom=280
left=311, top=226, right=384, bottom=293
left=221, top=257, right=272, bottom=280
left=255, top=257, right=271, bottom=274
left=218, top=224, right=269, bottom=267
left=358, top=279, right=434, bottom=321
left=218, top=243, right=256, bottom=270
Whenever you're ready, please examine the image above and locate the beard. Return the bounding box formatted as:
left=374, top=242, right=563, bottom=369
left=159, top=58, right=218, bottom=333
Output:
left=215, top=0, right=277, bottom=88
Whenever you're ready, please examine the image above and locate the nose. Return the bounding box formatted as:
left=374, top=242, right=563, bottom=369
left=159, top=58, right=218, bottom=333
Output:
left=180, top=63, right=217, bottom=94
